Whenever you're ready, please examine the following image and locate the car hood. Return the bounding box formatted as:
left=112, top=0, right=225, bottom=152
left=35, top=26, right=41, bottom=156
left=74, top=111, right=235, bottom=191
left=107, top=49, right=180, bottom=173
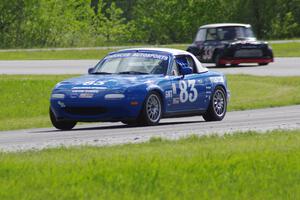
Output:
left=55, top=74, right=164, bottom=90
left=229, top=39, right=267, bottom=45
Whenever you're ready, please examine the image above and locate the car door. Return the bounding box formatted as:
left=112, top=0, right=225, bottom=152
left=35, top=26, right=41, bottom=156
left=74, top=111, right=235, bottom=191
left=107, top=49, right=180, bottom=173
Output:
left=167, top=55, right=207, bottom=112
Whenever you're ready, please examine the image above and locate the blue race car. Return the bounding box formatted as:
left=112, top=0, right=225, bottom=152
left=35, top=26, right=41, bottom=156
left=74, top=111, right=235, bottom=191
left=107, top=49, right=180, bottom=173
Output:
left=50, top=48, right=230, bottom=130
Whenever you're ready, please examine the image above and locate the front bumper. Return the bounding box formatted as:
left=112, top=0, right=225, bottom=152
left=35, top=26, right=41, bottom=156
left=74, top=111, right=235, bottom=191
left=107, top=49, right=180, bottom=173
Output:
left=219, top=57, right=274, bottom=65
left=50, top=96, right=144, bottom=122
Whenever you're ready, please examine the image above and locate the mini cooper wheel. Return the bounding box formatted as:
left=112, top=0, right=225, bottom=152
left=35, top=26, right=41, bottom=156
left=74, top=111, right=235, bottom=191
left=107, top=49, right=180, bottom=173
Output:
left=214, top=54, right=226, bottom=67
left=49, top=108, right=77, bottom=130
left=203, top=86, right=227, bottom=121
left=139, top=92, right=162, bottom=125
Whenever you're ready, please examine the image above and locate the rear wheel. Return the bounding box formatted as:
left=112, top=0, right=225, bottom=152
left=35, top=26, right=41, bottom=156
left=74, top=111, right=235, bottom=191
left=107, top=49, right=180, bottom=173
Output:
left=203, top=86, right=227, bottom=121
left=139, top=92, right=162, bottom=125
left=231, top=64, right=238, bottom=67
left=49, top=108, right=77, bottom=130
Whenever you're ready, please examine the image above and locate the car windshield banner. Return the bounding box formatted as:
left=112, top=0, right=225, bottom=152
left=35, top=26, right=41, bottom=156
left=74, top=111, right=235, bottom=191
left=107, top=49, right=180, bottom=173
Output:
left=105, top=52, right=169, bottom=61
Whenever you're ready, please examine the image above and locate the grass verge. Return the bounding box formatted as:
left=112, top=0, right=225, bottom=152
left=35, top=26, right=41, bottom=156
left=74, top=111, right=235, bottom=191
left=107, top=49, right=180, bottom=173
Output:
left=0, top=42, right=298, bottom=60
left=227, top=75, right=300, bottom=110
left=271, top=42, right=300, bottom=57
left=0, top=75, right=73, bottom=130
left=0, top=129, right=300, bottom=199
left=0, top=74, right=300, bottom=131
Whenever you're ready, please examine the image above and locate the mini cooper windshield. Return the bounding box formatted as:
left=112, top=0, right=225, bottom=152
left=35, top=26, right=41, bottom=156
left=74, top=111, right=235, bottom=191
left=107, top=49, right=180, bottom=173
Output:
left=92, top=52, right=170, bottom=75
left=217, top=26, right=255, bottom=40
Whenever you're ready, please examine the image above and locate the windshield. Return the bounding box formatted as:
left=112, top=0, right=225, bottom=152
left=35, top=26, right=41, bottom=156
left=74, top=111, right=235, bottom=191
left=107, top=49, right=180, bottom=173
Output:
left=217, top=27, right=255, bottom=40
left=93, top=52, right=170, bottom=75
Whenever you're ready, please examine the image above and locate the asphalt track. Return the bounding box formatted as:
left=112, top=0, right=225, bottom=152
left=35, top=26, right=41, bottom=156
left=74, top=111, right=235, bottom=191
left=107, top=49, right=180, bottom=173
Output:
left=0, top=40, right=298, bottom=52
left=0, top=57, right=299, bottom=76
left=0, top=57, right=299, bottom=151
left=0, top=105, right=299, bottom=152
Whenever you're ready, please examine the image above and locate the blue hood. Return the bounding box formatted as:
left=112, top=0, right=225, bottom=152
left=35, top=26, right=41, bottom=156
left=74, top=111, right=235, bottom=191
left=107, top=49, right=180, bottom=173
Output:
left=55, top=74, right=164, bottom=90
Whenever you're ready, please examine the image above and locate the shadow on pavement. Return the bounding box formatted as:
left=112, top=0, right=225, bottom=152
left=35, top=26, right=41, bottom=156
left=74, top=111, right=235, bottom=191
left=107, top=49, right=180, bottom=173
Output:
left=35, top=120, right=204, bottom=133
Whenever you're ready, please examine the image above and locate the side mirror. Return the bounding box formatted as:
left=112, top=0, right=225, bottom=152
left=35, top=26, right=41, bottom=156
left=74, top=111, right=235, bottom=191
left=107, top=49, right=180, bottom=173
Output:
left=88, top=68, right=94, bottom=74
left=179, top=66, right=193, bottom=75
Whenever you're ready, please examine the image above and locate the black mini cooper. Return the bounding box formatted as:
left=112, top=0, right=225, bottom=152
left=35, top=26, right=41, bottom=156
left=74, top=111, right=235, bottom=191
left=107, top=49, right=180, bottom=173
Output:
left=187, top=23, right=274, bottom=67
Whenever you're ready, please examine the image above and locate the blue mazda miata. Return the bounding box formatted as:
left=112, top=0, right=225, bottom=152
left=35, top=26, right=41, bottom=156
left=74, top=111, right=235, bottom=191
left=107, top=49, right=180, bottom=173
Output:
left=50, top=48, right=230, bottom=130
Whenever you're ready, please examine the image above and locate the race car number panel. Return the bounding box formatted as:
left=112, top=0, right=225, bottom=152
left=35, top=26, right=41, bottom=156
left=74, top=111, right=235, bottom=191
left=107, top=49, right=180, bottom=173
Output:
left=172, top=80, right=198, bottom=103
left=169, top=76, right=206, bottom=111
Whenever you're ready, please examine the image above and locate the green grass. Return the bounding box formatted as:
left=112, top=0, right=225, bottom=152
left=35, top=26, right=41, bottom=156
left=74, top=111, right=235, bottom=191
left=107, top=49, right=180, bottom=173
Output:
left=271, top=42, right=300, bottom=57
left=0, top=49, right=112, bottom=60
left=0, top=75, right=74, bottom=130
left=227, top=75, right=300, bottom=110
left=0, top=42, right=298, bottom=60
left=1, top=129, right=300, bottom=199
left=0, top=74, right=300, bottom=131
left=0, top=44, right=185, bottom=60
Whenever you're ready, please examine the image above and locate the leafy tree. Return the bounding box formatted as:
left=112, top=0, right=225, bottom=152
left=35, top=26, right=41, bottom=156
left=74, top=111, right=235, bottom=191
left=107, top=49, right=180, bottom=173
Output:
left=271, top=12, right=299, bottom=39
left=0, top=0, right=300, bottom=48
left=101, top=2, right=126, bottom=41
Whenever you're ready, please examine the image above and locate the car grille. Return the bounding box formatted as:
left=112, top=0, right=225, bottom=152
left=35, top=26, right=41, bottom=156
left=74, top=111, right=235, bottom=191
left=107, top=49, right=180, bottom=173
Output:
left=63, top=107, right=107, bottom=115
left=234, top=49, right=263, bottom=58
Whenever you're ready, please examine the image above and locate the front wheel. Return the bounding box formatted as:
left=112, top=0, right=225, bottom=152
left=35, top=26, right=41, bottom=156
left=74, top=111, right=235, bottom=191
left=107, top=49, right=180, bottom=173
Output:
left=203, top=86, right=227, bottom=121
left=259, top=63, right=268, bottom=66
left=50, top=108, right=77, bottom=130
left=139, top=92, right=162, bottom=125
left=214, top=54, right=226, bottom=67
left=121, top=120, right=138, bottom=126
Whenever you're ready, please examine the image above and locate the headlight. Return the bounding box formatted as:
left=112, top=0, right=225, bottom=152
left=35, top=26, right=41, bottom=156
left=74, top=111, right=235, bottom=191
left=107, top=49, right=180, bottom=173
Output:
left=209, top=77, right=224, bottom=83
left=51, top=93, right=65, bottom=99
left=104, top=94, right=125, bottom=100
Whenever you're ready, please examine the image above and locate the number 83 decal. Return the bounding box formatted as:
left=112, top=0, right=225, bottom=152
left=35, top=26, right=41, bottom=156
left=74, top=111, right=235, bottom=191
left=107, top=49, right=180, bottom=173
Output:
left=172, top=80, right=198, bottom=103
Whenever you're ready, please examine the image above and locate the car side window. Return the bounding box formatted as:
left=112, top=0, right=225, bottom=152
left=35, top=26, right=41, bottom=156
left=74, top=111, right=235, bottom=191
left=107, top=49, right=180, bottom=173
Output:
left=206, top=28, right=217, bottom=40
left=174, top=55, right=197, bottom=74
left=195, top=29, right=206, bottom=41
left=186, top=56, right=197, bottom=73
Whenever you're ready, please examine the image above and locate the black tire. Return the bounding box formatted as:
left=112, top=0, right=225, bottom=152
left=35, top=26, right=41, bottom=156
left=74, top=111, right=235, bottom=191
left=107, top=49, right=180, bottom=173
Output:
left=214, top=54, right=226, bottom=67
left=259, top=63, right=268, bottom=66
left=121, top=120, right=138, bottom=126
left=203, top=86, right=227, bottom=121
left=230, top=64, right=238, bottom=67
left=49, top=108, right=77, bottom=130
left=138, top=92, right=162, bottom=126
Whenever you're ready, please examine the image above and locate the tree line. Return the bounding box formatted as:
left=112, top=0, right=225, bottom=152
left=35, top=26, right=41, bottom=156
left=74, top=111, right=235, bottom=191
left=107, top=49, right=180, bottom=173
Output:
left=0, top=0, right=299, bottom=48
